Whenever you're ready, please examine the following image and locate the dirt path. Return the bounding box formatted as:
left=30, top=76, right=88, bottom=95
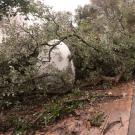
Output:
left=0, top=82, right=134, bottom=135
left=128, top=82, right=135, bottom=135
left=40, top=82, right=134, bottom=135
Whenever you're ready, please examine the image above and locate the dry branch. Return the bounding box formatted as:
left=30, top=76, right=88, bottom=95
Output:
left=101, top=67, right=126, bottom=83
left=103, top=120, right=121, bottom=135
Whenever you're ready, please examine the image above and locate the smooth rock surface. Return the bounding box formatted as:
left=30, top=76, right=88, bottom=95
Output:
left=36, top=39, right=75, bottom=93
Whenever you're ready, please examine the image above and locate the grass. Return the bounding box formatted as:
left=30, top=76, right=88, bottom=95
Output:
left=89, top=112, right=106, bottom=127
left=8, top=116, right=32, bottom=135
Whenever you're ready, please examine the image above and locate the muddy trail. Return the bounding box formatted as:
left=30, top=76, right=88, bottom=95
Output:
left=0, top=82, right=134, bottom=135
left=44, top=82, right=133, bottom=135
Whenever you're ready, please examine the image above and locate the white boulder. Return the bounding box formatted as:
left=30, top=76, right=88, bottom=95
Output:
left=36, top=39, right=75, bottom=93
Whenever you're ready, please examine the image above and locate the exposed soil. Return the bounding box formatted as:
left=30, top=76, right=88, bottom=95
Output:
left=0, top=82, right=133, bottom=135
left=42, top=82, right=133, bottom=135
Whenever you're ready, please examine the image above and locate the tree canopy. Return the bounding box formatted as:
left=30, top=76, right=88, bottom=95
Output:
left=0, top=0, right=30, bottom=20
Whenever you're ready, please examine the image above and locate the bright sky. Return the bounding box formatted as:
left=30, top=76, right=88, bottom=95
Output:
left=44, top=0, right=90, bottom=14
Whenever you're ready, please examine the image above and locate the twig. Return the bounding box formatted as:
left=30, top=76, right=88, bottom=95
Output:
left=100, top=113, right=110, bottom=135
left=32, top=109, right=45, bottom=125
left=103, top=120, right=121, bottom=135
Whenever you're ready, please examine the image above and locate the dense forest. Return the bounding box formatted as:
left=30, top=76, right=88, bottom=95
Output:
left=0, top=0, right=135, bottom=134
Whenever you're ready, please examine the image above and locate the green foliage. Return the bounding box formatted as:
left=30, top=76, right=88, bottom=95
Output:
left=69, top=1, right=135, bottom=85
left=43, top=102, right=63, bottom=125
left=0, top=0, right=31, bottom=20
left=1, top=0, right=135, bottom=119
left=2, top=1, right=135, bottom=134
left=0, top=88, right=109, bottom=133
left=8, top=116, right=32, bottom=135
left=37, top=89, right=108, bottom=126
left=89, top=112, right=105, bottom=127
left=0, top=4, right=73, bottom=99
left=41, top=89, right=86, bottom=125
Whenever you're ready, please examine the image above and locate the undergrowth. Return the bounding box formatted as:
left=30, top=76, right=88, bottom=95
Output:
left=0, top=88, right=110, bottom=134
left=0, top=88, right=120, bottom=135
